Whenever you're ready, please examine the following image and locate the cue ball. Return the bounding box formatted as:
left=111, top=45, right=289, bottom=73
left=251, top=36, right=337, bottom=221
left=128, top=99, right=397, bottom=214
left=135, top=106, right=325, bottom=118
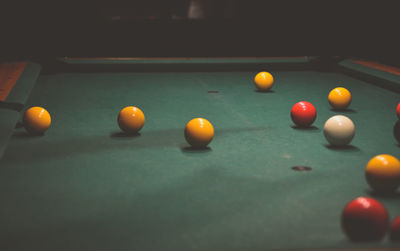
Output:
left=254, top=71, right=274, bottom=91
left=341, top=197, right=389, bottom=241
left=390, top=214, right=400, bottom=241
left=118, top=106, right=145, bottom=133
left=290, top=101, right=317, bottom=127
left=328, top=87, right=352, bottom=109
left=185, top=118, right=214, bottom=148
left=323, top=115, right=355, bottom=146
left=365, top=154, right=400, bottom=193
left=23, top=106, right=51, bottom=134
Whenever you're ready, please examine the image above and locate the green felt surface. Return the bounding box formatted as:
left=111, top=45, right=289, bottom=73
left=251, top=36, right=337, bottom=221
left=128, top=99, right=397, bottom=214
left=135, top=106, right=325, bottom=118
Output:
left=1, top=64, right=400, bottom=251
left=0, top=110, right=20, bottom=158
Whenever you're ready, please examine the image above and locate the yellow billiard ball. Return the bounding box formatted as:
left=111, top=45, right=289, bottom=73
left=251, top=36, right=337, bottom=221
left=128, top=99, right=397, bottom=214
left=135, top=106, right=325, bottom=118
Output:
left=184, top=118, right=214, bottom=148
left=365, top=154, right=400, bottom=193
left=254, top=71, right=274, bottom=91
left=118, top=106, right=145, bottom=133
left=23, top=106, right=51, bottom=134
left=328, top=87, right=352, bottom=109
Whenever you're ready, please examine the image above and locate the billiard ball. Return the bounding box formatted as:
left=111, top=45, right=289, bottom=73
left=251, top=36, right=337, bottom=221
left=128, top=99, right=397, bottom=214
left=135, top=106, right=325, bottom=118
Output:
left=290, top=101, right=317, bottom=127
left=185, top=118, right=214, bottom=148
left=254, top=71, right=274, bottom=91
left=118, top=106, right=145, bottom=133
left=23, top=106, right=51, bottom=134
left=328, top=87, right=352, bottom=109
left=341, top=197, right=389, bottom=241
left=390, top=214, right=400, bottom=241
left=323, top=115, right=355, bottom=146
left=396, top=102, right=400, bottom=119
left=365, top=154, right=400, bottom=193
left=393, top=120, right=400, bottom=144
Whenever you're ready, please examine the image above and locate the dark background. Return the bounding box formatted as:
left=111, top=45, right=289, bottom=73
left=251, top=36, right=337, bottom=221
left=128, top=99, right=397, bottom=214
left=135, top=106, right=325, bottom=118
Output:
left=1, top=0, right=400, bottom=66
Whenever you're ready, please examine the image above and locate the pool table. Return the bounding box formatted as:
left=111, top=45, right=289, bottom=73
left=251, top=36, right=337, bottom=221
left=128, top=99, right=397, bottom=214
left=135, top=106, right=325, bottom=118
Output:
left=0, top=57, right=400, bottom=251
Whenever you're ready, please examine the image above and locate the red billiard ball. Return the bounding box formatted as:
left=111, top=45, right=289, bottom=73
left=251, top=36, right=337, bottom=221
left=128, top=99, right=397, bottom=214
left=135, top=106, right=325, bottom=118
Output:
left=341, top=197, right=389, bottom=241
left=290, top=101, right=317, bottom=127
left=397, top=102, right=400, bottom=119
left=390, top=214, right=400, bottom=241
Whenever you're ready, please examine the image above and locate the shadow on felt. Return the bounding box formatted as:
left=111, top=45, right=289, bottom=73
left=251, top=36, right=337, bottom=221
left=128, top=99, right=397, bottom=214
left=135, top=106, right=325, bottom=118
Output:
left=365, top=189, right=400, bottom=199
left=110, top=131, right=141, bottom=138
left=180, top=146, right=212, bottom=153
left=291, top=125, right=320, bottom=131
left=330, top=108, right=357, bottom=113
left=11, top=131, right=45, bottom=138
left=255, top=90, right=275, bottom=93
left=324, top=144, right=360, bottom=152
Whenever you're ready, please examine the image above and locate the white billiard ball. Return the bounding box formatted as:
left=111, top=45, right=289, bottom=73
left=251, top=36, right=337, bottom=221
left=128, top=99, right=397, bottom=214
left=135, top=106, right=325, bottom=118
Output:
left=323, top=115, right=355, bottom=146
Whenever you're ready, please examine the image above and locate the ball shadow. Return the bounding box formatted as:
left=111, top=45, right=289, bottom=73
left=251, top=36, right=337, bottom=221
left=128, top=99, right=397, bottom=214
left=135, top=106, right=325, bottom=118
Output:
left=11, top=131, right=44, bottom=138
left=180, top=146, right=212, bottom=153
left=110, top=131, right=141, bottom=138
left=365, top=189, right=400, bottom=199
left=330, top=108, right=357, bottom=113
left=0, top=101, right=25, bottom=112
left=14, top=121, right=24, bottom=129
left=291, top=125, right=320, bottom=131
left=342, top=237, right=385, bottom=243
left=255, top=90, right=275, bottom=93
left=291, top=166, right=312, bottom=172
left=324, top=144, right=360, bottom=152
left=340, top=236, right=385, bottom=244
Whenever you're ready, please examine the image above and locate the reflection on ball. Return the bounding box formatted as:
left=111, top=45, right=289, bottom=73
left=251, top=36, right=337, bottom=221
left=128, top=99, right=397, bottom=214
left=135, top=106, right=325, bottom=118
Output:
left=254, top=72, right=274, bottom=91
left=23, top=106, right=51, bottom=134
left=185, top=118, right=214, bottom=148
left=323, top=115, right=355, bottom=146
left=365, top=154, right=400, bottom=193
left=118, top=106, right=145, bottom=133
left=328, top=87, right=352, bottom=109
